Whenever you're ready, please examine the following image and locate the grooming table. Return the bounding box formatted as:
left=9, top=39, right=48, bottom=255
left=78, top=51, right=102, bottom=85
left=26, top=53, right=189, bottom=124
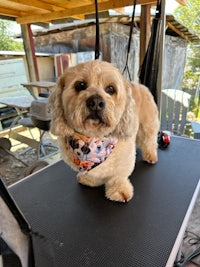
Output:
left=9, top=136, right=200, bottom=267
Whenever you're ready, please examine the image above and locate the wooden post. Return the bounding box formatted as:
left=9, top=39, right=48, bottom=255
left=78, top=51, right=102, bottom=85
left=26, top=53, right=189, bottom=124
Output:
left=21, top=24, right=40, bottom=84
left=139, top=4, right=151, bottom=67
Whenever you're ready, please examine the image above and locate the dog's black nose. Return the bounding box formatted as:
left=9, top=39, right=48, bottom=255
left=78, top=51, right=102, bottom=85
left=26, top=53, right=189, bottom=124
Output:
left=86, top=95, right=105, bottom=111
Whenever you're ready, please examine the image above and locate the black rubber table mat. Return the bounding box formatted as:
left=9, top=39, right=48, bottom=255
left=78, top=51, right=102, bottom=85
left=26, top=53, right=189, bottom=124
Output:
left=9, top=137, right=200, bottom=267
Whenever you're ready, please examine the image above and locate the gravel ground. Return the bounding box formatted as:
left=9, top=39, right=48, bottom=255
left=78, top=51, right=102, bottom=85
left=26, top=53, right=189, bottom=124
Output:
left=0, top=145, right=59, bottom=185
left=181, top=194, right=200, bottom=266
left=0, top=130, right=59, bottom=185
left=0, top=146, right=40, bottom=185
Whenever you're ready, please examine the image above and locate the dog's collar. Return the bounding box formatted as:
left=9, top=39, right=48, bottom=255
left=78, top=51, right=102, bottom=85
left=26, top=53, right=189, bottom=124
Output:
left=65, top=133, right=118, bottom=172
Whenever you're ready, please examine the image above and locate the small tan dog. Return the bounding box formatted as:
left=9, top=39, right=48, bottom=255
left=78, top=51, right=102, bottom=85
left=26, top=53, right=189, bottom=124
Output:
left=49, top=60, right=159, bottom=202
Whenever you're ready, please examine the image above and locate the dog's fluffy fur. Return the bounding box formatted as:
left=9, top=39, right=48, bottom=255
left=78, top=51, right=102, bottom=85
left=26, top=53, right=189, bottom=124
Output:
left=49, top=60, right=159, bottom=202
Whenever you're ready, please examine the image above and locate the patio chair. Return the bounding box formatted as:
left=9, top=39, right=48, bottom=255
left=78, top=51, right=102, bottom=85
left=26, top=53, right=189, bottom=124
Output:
left=19, top=97, right=58, bottom=159
left=160, top=89, right=191, bottom=135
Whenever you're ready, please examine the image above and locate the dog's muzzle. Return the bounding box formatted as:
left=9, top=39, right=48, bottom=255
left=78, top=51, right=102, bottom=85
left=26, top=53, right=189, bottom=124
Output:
left=86, top=94, right=105, bottom=121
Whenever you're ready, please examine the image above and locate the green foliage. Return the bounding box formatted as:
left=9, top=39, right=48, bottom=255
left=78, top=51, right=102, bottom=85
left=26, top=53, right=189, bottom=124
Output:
left=0, top=19, right=24, bottom=51
left=174, top=0, right=200, bottom=120
left=174, top=0, right=200, bottom=35
left=182, top=70, right=199, bottom=89
left=187, top=43, right=200, bottom=71
left=174, top=0, right=200, bottom=74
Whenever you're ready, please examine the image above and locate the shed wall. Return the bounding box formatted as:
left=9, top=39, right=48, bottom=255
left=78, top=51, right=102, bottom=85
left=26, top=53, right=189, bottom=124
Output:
left=34, top=23, right=187, bottom=89
left=34, top=23, right=140, bottom=81
left=162, top=36, right=187, bottom=90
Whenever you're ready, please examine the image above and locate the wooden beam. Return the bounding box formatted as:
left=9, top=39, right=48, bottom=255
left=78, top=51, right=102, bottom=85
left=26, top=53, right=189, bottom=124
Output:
left=139, top=4, right=151, bottom=67
left=9, top=0, right=64, bottom=12
left=12, top=0, right=85, bottom=20
left=167, top=22, right=190, bottom=41
left=0, top=7, right=25, bottom=17
left=21, top=24, right=39, bottom=86
left=16, top=0, right=156, bottom=24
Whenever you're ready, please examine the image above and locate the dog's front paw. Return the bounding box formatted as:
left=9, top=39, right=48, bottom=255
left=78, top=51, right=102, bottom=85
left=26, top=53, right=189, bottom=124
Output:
left=105, top=179, right=134, bottom=203
left=142, top=150, right=158, bottom=164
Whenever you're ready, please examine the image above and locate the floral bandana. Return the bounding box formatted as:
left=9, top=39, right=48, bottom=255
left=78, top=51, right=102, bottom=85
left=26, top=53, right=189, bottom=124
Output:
left=65, top=133, right=118, bottom=172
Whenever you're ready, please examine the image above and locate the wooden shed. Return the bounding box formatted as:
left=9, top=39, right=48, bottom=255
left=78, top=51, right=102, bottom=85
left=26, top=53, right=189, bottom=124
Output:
left=0, top=0, right=191, bottom=107
left=0, top=0, right=198, bottom=133
left=30, top=14, right=199, bottom=135
left=32, top=15, right=198, bottom=87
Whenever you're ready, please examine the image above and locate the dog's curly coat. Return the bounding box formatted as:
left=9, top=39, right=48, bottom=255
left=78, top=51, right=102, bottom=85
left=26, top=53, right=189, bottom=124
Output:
left=49, top=60, right=159, bottom=202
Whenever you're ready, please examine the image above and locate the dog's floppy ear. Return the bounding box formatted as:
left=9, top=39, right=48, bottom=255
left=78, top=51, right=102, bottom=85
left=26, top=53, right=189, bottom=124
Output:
left=113, top=80, right=135, bottom=138
left=49, top=75, right=74, bottom=136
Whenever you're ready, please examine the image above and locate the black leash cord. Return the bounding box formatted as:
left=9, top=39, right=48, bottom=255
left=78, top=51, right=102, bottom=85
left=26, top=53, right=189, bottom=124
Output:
left=122, top=0, right=137, bottom=79
left=94, top=0, right=100, bottom=59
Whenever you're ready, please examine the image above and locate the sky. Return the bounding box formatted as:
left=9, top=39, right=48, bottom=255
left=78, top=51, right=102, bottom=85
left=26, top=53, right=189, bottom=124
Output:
left=125, top=0, right=180, bottom=15
left=166, top=0, right=180, bottom=14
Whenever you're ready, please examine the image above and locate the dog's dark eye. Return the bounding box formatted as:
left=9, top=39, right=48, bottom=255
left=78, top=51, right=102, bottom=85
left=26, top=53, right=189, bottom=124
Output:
left=74, top=81, right=87, bottom=92
left=105, top=85, right=115, bottom=95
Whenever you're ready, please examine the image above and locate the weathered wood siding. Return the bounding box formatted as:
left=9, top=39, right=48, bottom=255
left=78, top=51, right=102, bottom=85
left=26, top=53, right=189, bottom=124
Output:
left=162, top=36, right=187, bottom=90
left=0, top=53, right=55, bottom=83
left=36, top=56, right=55, bottom=81
left=34, top=24, right=96, bottom=54
left=34, top=22, right=187, bottom=87
left=0, top=59, right=29, bottom=101
left=108, top=23, right=139, bottom=81
left=161, top=36, right=188, bottom=134
left=34, top=22, right=140, bottom=81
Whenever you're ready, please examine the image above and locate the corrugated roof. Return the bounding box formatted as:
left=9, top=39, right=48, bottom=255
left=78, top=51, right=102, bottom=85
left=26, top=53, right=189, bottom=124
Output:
left=29, top=15, right=199, bottom=42
left=166, top=15, right=199, bottom=42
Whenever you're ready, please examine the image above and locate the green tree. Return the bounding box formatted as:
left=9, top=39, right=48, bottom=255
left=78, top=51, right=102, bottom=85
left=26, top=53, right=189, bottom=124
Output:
left=174, top=0, right=200, bottom=73
left=0, top=19, right=23, bottom=51
left=174, top=0, right=200, bottom=35
left=174, top=0, right=200, bottom=119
